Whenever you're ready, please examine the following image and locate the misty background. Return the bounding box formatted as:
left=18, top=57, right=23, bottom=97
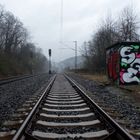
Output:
left=0, top=0, right=139, bottom=61
left=0, top=0, right=140, bottom=75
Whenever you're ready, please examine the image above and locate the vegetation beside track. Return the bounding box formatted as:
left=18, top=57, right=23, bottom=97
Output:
left=0, top=5, right=48, bottom=78
left=78, top=73, right=109, bottom=85
left=75, top=72, right=140, bottom=106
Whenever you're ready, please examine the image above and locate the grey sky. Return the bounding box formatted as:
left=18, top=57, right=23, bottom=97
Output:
left=0, top=0, right=140, bottom=62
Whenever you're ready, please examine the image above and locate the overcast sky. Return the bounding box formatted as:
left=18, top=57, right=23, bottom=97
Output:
left=0, top=0, right=140, bottom=62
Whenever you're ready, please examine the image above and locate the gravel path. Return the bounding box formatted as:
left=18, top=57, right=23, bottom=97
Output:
left=0, top=74, right=52, bottom=125
left=68, top=73, right=140, bottom=130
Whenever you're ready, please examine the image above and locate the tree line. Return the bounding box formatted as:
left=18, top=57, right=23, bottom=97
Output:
left=82, top=6, right=140, bottom=73
left=0, top=5, right=48, bottom=76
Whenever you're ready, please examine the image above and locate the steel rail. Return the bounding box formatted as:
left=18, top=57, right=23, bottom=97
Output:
left=0, top=73, right=48, bottom=85
left=12, top=75, right=56, bottom=140
left=0, top=75, right=32, bottom=85
left=65, top=74, right=135, bottom=140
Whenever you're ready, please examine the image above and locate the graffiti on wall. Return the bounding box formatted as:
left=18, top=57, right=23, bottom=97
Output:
left=120, top=45, right=140, bottom=85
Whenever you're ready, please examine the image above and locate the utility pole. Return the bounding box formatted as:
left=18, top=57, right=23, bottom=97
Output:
left=74, top=41, right=77, bottom=72
left=60, top=0, right=63, bottom=43
left=48, top=49, right=52, bottom=74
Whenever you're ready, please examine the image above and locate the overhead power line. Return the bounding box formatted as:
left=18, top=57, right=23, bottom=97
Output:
left=60, top=0, right=63, bottom=43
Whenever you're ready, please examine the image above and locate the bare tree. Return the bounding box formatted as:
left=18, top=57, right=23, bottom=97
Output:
left=118, top=6, right=139, bottom=41
left=83, top=16, right=118, bottom=73
left=0, top=6, right=49, bottom=76
left=82, top=6, right=140, bottom=73
left=0, top=5, right=5, bottom=52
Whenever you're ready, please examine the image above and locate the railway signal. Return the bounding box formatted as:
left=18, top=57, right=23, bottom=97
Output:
left=48, top=49, right=52, bottom=74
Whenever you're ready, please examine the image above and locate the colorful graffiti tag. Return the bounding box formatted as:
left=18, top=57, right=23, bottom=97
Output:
left=120, top=45, right=140, bottom=85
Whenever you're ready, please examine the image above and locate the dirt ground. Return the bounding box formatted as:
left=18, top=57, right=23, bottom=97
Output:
left=78, top=73, right=140, bottom=106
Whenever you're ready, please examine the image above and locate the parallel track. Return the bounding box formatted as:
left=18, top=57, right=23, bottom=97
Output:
left=0, top=74, right=135, bottom=140
left=0, top=73, right=47, bottom=85
left=0, top=75, right=35, bottom=86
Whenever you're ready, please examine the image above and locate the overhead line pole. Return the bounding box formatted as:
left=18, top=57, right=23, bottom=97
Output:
left=60, top=0, right=63, bottom=43
left=74, top=41, right=77, bottom=72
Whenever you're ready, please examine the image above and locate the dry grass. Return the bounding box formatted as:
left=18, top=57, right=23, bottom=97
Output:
left=120, top=85, right=140, bottom=93
left=120, top=85, right=140, bottom=103
left=79, top=73, right=140, bottom=91
left=78, top=73, right=109, bottom=85
left=78, top=72, right=140, bottom=103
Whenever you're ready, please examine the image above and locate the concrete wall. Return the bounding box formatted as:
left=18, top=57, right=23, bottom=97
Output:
left=106, top=42, right=140, bottom=85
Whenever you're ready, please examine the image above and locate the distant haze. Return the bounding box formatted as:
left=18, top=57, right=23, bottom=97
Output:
left=56, top=56, right=85, bottom=72
left=0, top=0, right=140, bottom=62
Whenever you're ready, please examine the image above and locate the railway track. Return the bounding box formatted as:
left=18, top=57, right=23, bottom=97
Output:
left=0, top=73, right=47, bottom=85
left=0, top=74, right=135, bottom=140
left=0, top=75, right=34, bottom=85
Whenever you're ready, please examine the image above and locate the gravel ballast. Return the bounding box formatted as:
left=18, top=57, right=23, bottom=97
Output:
left=0, top=74, right=52, bottom=125
left=68, top=73, right=140, bottom=130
